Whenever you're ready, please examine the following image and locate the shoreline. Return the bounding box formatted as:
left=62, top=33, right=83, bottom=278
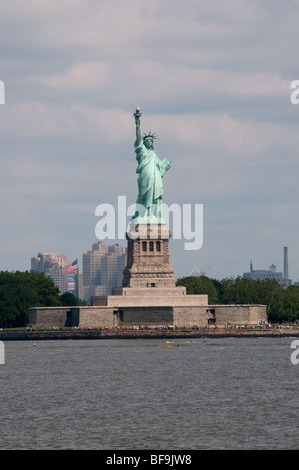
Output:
left=1, top=327, right=299, bottom=340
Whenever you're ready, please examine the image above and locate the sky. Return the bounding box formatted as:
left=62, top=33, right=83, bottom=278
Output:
left=0, top=0, right=299, bottom=282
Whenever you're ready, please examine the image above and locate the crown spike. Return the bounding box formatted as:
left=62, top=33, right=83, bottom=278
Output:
left=143, top=131, right=158, bottom=140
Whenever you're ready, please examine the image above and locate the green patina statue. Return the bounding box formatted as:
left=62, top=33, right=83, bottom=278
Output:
left=133, top=107, right=171, bottom=223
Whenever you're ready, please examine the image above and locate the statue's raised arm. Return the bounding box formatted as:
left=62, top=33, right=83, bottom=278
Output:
left=134, top=107, right=142, bottom=145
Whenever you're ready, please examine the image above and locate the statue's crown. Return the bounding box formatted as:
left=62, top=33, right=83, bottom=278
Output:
left=143, top=132, right=158, bottom=140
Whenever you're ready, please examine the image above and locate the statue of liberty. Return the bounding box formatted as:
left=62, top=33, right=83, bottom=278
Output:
left=132, top=108, right=171, bottom=223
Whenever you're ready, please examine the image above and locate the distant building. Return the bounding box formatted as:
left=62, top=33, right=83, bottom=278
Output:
left=283, top=246, right=290, bottom=288
left=101, top=244, right=126, bottom=294
left=82, top=242, right=126, bottom=302
left=31, top=252, right=73, bottom=294
left=243, top=261, right=284, bottom=285
left=244, top=247, right=292, bottom=288
left=189, top=267, right=203, bottom=277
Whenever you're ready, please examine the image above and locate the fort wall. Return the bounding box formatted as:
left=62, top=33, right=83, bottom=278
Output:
left=29, top=303, right=267, bottom=329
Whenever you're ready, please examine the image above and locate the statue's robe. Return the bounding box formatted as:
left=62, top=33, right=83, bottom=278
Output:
left=134, top=140, right=170, bottom=210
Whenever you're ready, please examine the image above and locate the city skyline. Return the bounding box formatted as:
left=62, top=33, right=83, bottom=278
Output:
left=31, top=242, right=127, bottom=302
left=30, top=241, right=292, bottom=287
left=0, top=1, right=299, bottom=283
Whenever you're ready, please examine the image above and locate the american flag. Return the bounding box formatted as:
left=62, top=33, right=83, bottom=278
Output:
left=65, top=259, right=78, bottom=274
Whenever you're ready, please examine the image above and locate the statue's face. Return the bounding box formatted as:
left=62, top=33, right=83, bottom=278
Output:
left=144, top=137, right=154, bottom=149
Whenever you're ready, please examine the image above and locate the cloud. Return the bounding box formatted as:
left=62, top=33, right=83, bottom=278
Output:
left=0, top=0, right=299, bottom=281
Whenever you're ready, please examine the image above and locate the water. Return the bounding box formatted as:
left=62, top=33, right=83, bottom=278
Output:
left=0, top=337, right=298, bottom=450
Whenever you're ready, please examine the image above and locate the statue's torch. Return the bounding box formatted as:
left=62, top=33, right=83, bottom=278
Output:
left=134, top=107, right=142, bottom=124
left=134, top=107, right=142, bottom=117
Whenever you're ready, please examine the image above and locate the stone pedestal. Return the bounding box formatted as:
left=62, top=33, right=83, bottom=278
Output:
left=122, top=223, right=176, bottom=288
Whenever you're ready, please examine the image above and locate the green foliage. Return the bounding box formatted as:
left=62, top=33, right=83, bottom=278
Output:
left=176, top=275, right=219, bottom=303
left=218, top=276, right=281, bottom=308
left=59, top=292, right=79, bottom=306
left=0, top=271, right=61, bottom=328
left=176, top=275, right=299, bottom=323
left=2, top=270, right=299, bottom=327
left=270, top=285, right=299, bottom=323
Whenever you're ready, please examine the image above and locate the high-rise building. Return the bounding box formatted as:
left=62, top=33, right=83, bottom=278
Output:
left=101, top=244, right=126, bottom=294
left=82, top=242, right=126, bottom=301
left=31, top=252, right=70, bottom=294
left=82, top=242, right=108, bottom=288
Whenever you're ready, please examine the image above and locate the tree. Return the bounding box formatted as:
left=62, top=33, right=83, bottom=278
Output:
left=176, top=274, right=291, bottom=323
left=279, top=285, right=299, bottom=323
left=0, top=271, right=61, bottom=328
left=59, top=292, right=79, bottom=306
left=176, top=275, right=219, bottom=303
left=217, top=276, right=283, bottom=314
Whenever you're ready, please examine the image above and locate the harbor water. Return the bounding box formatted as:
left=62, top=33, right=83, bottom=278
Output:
left=0, top=337, right=298, bottom=450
